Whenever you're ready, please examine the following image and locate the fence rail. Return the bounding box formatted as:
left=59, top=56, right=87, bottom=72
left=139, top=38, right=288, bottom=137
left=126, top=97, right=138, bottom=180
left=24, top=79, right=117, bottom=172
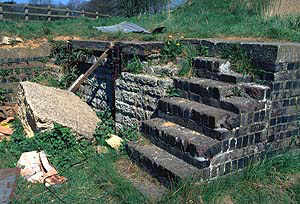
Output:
left=0, top=3, right=109, bottom=21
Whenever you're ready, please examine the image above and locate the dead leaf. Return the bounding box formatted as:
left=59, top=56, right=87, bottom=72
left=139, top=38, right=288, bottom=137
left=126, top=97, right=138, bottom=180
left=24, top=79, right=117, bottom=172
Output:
left=105, top=134, right=123, bottom=151
left=162, top=122, right=176, bottom=127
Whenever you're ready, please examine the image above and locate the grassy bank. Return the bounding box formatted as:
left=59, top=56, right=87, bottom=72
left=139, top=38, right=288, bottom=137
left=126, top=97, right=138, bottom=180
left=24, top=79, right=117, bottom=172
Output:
left=0, top=0, right=299, bottom=42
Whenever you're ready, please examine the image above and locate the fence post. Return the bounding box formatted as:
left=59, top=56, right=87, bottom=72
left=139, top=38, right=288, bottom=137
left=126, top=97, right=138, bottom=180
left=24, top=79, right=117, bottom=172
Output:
left=24, top=4, right=29, bottom=21
left=96, top=11, right=98, bottom=19
left=66, top=8, right=70, bottom=18
left=81, top=9, right=85, bottom=17
left=0, top=4, right=3, bottom=20
left=47, top=5, right=51, bottom=22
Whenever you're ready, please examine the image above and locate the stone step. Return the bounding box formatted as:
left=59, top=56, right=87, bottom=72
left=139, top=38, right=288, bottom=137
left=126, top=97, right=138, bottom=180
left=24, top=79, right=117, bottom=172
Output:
left=157, top=97, right=236, bottom=140
left=126, top=141, right=206, bottom=187
left=193, top=57, right=229, bottom=73
left=239, top=83, right=271, bottom=101
left=158, top=97, right=240, bottom=129
left=192, top=57, right=252, bottom=83
left=141, top=118, right=221, bottom=169
left=221, top=96, right=265, bottom=114
left=173, top=77, right=237, bottom=100
left=194, top=69, right=252, bottom=84
left=173, top=77, right=264, bottom=114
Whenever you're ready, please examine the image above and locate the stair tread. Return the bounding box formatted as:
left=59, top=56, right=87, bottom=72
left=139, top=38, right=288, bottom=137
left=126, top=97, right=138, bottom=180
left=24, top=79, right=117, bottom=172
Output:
left=143, top=118, right=222, bottom=163
left=194, top=69, right=252, bottom=84
left=222, top=96, right=264, bottom=112
left=162, top=97, right=237, bottom=121
left=127, top=142, right=200, bottom=179
left=174, top=77, right=236, bottom=99
left=174, top=77, right=236, bottom=89
left=144, top=118, right=219, bottom=148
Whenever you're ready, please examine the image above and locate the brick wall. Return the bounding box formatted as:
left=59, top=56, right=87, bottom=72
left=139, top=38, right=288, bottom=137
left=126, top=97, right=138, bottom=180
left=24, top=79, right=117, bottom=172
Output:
left=76, top=39, right=300, bottom=178
left=0, top=58, right=53, bottom=103
left=115, top=72, right=173, bottom=129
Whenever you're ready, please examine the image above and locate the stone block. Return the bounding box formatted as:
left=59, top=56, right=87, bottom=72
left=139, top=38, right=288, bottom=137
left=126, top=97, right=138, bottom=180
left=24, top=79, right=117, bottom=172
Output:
left=18, top=82, right=100, bottom=140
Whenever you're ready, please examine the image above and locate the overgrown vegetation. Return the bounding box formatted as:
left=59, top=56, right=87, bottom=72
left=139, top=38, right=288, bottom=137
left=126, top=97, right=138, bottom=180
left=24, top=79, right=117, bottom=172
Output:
left=94, top=110, right=140, bottom=151
left=49, top=40, right=94, bottom=89
left=1, top=117, right=299, bottom=203
left=178, top=44, right=198, bottom=77
left=0, top=88, right=8, bottom=104
left=0, top=111, right=146, bottom=203
left=125, top=55, right=144, bottom=74
left=161, top=36, right=183, bottom=62
left=119, top=0, right=168, bottom=17
left=219, top=45, right=261, bottom=77
left=0, top=0, right=299, bottom=42
left=161, top=149, right=300, bottom=203
left=167, top=87, right=181, bottom=97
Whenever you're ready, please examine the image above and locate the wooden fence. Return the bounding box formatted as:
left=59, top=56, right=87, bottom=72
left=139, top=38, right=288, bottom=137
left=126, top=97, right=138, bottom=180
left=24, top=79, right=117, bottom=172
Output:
left=0, top=3, right=109, bottom=21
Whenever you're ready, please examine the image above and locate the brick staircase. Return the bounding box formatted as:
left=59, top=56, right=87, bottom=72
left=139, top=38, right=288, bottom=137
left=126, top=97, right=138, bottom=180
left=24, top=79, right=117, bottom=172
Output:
left=126, top=57, right=270, bottom=187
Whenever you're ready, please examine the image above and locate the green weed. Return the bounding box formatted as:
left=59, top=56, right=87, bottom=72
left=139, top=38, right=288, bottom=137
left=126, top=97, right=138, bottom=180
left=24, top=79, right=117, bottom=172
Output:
left=125, top=55, right=144, bottom=74
left=198, top=45, right=209, bottom=57
left=167, top=87, right=181, bottom=97
left=220, top=45, right=261, bottom=77
left=0, top=69, right=10, bottom=77
left=119, top=0, right=168, bottom=17
left=161, top=37, right=184, bottom=62
left=94, top=110, right=141, bottom=151
left=94, top=111, right=116, bottom=145
left=0, top=119, right=88, bottom=170
left=178, top=44, right=198, bottom=77
left=161, top=150, right=300, bottom=204
left=0, top=88, right=8, bottom=104
left=49, top=40, right=94, bottom=89
left=0, top=113, right=146, bottom=203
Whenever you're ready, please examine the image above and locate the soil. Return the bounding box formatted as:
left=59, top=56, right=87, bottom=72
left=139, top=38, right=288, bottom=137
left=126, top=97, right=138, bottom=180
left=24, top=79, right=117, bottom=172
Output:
left=0, top=38, right=48, bottom=49
left=0, top=36, right=82, bottom=50
left=115, top=157, right=168, bottom=202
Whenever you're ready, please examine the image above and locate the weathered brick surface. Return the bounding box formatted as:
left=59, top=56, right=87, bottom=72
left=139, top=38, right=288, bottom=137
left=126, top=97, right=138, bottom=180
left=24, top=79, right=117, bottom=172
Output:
left=77, top=39, right=300, bottom=182
left=79, top=63, right=114, bottom=112
left=115, top=72, right=173, bottom=128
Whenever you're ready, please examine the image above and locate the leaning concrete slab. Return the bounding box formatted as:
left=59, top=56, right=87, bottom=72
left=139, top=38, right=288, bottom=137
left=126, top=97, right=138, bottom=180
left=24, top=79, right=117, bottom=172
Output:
left=17, top=81, right=100, bottom=139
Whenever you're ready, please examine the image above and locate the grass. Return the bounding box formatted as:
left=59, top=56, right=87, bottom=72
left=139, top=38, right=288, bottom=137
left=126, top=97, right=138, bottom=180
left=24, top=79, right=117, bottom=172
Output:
left=0, top=115, right=299, bottom=203
left=0, top=0, right=300, bottom=42
left=161, top=149, right=300, bottom=204
left=1, top=1, right=300, bottom=202
left=0, top=114, right=147, bottom=204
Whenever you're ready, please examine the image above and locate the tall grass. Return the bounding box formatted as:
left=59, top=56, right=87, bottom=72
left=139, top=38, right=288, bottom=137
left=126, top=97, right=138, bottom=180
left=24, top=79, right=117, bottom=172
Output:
left=119, top=0, right=168, bottom=17
left=0, top=0, right=299, bottom=42
left=232, top=0, right=283, bottom=19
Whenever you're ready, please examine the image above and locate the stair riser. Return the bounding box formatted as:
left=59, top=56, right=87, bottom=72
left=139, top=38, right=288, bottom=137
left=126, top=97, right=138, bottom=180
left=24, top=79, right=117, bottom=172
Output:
left=141, top=123, right=212, bottom=168
left=158, top=100, right=240, bottom=130
left=192, top=57, right=226, bottom=72
left=174, top=78, right=235, bottom=100
left=157, top=111, right=232, bottom=140
left=177, top=90, right=243, bottom=114
left=194, top=70, right=252, bottom=84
